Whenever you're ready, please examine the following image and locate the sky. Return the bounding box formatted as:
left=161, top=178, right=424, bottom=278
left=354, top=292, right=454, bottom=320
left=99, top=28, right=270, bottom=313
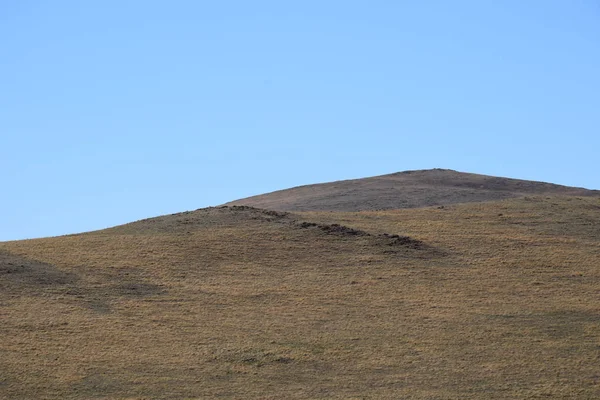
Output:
left=1, top=1, right=599, bottom=241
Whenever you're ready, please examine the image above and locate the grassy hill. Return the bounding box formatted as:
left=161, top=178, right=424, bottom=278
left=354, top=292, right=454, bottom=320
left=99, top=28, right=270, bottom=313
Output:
left=1, top=173, right=600, bottom=399
left=225, top=169, right=600, bottom=211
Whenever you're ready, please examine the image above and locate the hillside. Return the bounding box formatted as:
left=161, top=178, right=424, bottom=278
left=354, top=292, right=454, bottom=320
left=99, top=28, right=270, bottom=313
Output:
left=2, top=195, right=600, bottom=399
left=224, top=169, right=600, bottom=211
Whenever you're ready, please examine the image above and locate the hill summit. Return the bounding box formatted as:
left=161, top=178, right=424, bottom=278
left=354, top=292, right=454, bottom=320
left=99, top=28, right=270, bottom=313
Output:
left=225, top=168, right=599, bottom=211
left=2, top=170, right=600, bottom=398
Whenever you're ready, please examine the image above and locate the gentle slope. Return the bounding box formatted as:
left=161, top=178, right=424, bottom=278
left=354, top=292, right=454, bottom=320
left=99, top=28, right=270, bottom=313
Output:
left=225, top=168, right=600, bottom=211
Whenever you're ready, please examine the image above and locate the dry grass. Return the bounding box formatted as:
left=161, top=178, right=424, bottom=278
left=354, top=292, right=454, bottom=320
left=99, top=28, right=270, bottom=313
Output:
left=225, top=169, right=600, bottom=211
left=1, top=197, right=599, bottom=399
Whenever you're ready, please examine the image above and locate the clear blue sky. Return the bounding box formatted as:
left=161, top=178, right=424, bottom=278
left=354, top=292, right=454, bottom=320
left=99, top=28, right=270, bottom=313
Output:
left=1, top=1, right=599, bottom=241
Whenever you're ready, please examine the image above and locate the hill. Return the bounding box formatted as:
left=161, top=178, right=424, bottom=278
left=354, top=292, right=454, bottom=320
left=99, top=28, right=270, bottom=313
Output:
left=2, top=194, right=600, bottom=398
left=224, top=168, right=600, bottom=211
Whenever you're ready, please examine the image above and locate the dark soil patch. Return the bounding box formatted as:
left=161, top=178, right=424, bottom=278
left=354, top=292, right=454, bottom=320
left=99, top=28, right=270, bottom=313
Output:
left=294, top=221, right=369, bottom=237
left=224, top=205, right=290, bottom=222
left=380, top=233, right=425, bottom=249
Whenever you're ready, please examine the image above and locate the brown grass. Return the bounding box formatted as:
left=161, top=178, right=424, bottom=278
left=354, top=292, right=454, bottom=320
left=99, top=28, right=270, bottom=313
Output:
left=225, top=169, right=600, bottom=211
left=1, top=197, right=599, bottom=399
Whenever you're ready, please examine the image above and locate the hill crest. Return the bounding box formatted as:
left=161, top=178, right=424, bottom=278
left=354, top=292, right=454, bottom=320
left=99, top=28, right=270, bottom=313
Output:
left=224, top=168, right=600, bottom=212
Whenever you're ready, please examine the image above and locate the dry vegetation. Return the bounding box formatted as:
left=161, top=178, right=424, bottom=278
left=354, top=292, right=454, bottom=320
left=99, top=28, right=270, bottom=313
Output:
left=1, top=197, right=600, bottom=399
left=225, top=169, right=600, bottom=211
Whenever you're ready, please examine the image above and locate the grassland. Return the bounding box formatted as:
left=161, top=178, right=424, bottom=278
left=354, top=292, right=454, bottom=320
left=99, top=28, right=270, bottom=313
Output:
left=226, top=169, right=600, bottom=211
left=1, top=197, right=599, bottom=399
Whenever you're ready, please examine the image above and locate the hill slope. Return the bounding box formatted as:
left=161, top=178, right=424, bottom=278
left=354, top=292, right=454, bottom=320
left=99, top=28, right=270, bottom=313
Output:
left=225, top=169, right=600, bottom=211
left=2, top=196, right=600, bottom=399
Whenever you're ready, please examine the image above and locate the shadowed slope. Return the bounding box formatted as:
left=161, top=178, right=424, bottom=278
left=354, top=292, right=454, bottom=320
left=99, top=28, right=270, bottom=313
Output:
left=0, top=207, right=433, bottom=399
left=1, top=197, right=599, bottom=398
left=225, top=169, right=600, bottom=211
